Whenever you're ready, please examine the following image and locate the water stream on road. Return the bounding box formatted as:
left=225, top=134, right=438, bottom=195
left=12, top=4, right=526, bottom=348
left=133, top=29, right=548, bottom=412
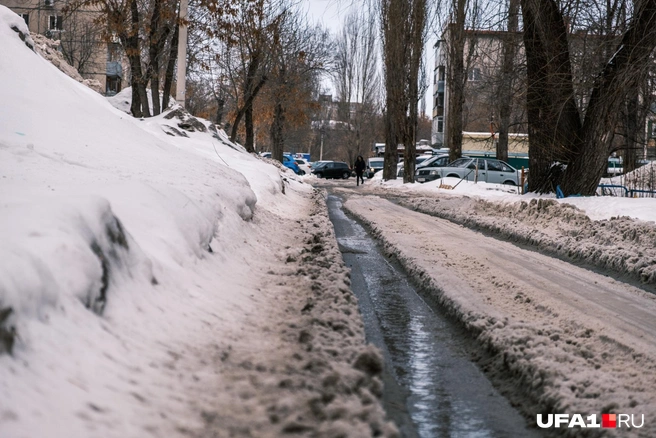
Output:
left=327, top=194, right=543, bottom=438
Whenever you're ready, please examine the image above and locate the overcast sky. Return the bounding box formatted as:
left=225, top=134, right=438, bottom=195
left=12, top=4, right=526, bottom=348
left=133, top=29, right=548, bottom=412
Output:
left=303, top=0, right=354, bottom=33
left=301, top=0, right=435, bottom=116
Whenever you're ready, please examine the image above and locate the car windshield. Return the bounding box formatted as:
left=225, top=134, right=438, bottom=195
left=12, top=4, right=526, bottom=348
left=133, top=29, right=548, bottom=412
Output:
left=369, top=161, right=384, bottom=169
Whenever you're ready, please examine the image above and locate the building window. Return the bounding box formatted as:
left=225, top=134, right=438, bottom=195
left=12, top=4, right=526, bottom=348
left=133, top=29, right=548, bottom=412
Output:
left=468, top=68, right=481, bottom=81
left=438, top=66, right=445, bottom=81
left=49, top=15, right=63, bottom=31
left=21, top=13, right=29, bottom=26
left=436, top=92, right=444, bottom=108
left=437, top=116, right=444, bottom=133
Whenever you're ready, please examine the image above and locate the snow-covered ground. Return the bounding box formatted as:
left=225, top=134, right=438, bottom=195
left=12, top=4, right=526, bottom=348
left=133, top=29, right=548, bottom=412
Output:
left=4, top=3, right=656, bottom=436
left=343, top=195, right=656, bottom=437
left=349, top=171, right=656, bottom=287
left=0, top=7, right=394, bottom=437
left=318, top=165, right=656, bottom=436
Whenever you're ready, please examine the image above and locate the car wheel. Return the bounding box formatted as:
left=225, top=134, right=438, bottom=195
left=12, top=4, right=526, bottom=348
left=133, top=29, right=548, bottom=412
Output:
left=316, top=172, right=323, bottom=178
left=342, top=171, right=350, bottom=179
left=299, top=170, right=306, bottom=175
left=503, top=180, right=516, bottom=185
left=447, top=174, right=459, bottom=178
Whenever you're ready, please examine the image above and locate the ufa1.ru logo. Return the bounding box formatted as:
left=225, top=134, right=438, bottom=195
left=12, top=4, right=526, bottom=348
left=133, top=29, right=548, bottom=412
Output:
left=536, top=414, right=644, bottom=429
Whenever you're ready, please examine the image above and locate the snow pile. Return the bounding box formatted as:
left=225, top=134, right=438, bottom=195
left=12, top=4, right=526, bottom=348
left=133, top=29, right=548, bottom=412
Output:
left=1, top=7, right=33, bottom=50
left=619, top=161, right=656, bottom=191
left=393, top=195, right=656, bottom=286
left=31, top=33, right=103, bottom=94
left=205, top=191, right=397, bottom=436
left=0, top=5, right=394, bottom=437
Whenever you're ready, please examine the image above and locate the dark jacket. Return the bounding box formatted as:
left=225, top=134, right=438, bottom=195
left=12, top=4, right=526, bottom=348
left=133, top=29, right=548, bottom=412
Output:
left=354, top=158, right=366, bottom=173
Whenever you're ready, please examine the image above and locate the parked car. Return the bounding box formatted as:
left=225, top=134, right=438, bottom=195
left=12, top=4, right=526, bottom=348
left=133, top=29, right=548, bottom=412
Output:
left=605, top=157, right=623, bottom=177
left=398, top=154, right=451, bottom=177
left=310, top=160, right=331, bottom=170
left=312, top=161, right=352, bottom=179
left=294, top=158, right=311, bottom=175
left=416, top=157, right=520, bottom=185
left=366, top=157, right=384, bottom=178
left=282, top=154, right=302, bottom=174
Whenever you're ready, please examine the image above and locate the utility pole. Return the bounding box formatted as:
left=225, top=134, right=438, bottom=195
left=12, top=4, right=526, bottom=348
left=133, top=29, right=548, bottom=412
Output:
left=175, top=0, right=189, bottom=107
left=320, top=125, right=325, bottom=160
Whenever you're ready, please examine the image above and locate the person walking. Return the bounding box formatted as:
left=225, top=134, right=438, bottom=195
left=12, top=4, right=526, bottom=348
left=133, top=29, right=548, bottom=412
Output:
left=354, top=155, right=366, bottom=186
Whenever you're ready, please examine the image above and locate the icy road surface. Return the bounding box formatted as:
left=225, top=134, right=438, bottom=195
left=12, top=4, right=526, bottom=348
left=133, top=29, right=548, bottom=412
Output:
left=343, top=195, right=656, bottom=437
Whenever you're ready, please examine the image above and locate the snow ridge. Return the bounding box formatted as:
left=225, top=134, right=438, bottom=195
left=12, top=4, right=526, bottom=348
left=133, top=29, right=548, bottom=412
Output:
left=345, top=197, right=656, bottom=438
left=397, top=196, right=656, bottom=288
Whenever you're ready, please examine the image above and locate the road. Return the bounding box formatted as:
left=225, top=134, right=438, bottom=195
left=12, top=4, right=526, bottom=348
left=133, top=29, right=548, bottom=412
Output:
left=328, top=194, right=544, bottom=437
left=331, top=189, right=656, bottom=437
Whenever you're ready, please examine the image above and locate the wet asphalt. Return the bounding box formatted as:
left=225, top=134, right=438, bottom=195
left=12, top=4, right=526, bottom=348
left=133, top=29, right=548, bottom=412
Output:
left=326, top=194, right=544, bottom=438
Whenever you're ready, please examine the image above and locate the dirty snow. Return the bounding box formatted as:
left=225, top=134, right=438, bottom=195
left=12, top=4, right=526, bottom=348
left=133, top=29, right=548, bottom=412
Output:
left=314, top=161, right=656, bottom=436
left=343, top=195, right=656, bottom=438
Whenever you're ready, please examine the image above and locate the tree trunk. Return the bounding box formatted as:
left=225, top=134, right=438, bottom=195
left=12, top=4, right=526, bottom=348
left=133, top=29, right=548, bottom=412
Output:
left=623, top=93, right=639, bottom=174
left=381, top=0, right=406, bottom=180
left=162, top=22, right=179, bottom=111
left=244, top=104, right=255, bottom=153
left=520, top=0, right=581, bottom=192
left=496, top=0, right=519, bottom=164
left=148, top=0, right=167, bottom=116
left=271, top=100, right=285, bottom=162
left=446, top=0, right=467, bottom=163
left=214, top=97, right=225, bottom=125
left=148, top=0, right=161, bottom=116
left=128, top=0, right=150, bottom=118
left=229, top=75, right=266, bottom=151
left=130, top=82, right=141, bottom=118
left=561, top=0, right=656, bottom=195
left=229, top=49, right=267, bottom=152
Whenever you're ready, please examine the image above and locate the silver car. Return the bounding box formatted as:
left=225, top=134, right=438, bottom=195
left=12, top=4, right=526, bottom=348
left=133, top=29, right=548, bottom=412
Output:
left=398, top=154, right=451, bottom=177
left=416, top=157, right=521, bottom=185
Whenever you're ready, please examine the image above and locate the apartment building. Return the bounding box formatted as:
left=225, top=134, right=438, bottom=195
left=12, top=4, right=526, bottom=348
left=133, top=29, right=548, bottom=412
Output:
left=432, top=29, right=527, bottom=152
left=1, top=0, right=122, bottom=95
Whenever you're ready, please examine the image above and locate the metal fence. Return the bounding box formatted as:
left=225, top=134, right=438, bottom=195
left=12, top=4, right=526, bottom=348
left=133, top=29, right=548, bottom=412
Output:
left=597, top=163, right=656, bottom=197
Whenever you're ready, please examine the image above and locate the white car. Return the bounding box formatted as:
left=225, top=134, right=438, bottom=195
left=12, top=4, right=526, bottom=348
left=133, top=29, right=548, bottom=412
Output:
left=294, top=158, right=312, bottom=175
left=365, top=157, right=384, bottom=178
left=397, top=154, right=449, bottom=177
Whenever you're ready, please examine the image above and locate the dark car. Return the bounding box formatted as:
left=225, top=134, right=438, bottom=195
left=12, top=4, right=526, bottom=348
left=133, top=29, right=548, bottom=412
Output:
left=312, top=161, right=351, bottom=179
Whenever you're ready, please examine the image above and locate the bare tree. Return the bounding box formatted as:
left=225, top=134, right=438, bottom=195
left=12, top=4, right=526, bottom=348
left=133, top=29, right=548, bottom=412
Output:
left=208, top=0, right=285, bottom=152
left=380, top=0, right=428, bottom=181
left=333, top=3, right=381, bottom=166
left=268, top=8, right=333, bottom=162
left=496, top=0, right=520, bottom=163
left=444, top=0, right=468, bottom=163
left=521, top=0, right=656, bottom=195
left=58, top=13, right=104, bottom=76
left=380, top=0, right=406, bottom=180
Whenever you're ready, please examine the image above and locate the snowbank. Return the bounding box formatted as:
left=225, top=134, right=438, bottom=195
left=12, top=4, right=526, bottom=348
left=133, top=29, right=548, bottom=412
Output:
left=0, top=6, right=394, bottom=437
left=344, top=196, right=656, bottom=438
